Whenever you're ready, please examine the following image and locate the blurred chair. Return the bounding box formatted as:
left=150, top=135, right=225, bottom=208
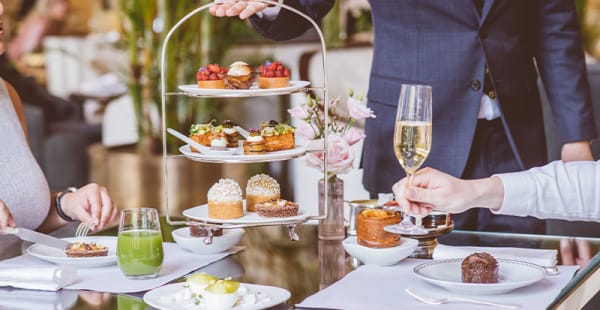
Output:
left=540, top=60, right=600, bottom=238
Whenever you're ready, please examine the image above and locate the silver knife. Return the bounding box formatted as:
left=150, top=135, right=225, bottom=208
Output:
left=4, top=227, right=71, bottom=250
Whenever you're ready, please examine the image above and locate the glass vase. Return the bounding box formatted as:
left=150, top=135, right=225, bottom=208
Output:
left=318, top=175, right=345, bottom=240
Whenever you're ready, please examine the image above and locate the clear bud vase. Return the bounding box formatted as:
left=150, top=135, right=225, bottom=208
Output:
left=318, top=175, right=345, bottom=240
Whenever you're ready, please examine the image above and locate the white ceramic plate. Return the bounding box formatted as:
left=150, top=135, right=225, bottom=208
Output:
left=143, top=282, right=291, bottom=310
left=413, top=258, right=546, bottom=295
left=343, top=236, right=418, bottom=266
left=178, top=80, right=310, bottom=97
left=179, top=145, right=306, bottom=163
left=26, top=236, right=117, bottom=268
left=183, top=200, right=310, bottom=225
left=172, top=227, right=245, bottom=255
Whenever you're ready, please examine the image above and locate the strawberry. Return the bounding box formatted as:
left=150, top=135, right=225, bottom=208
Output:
left=209, top=73, right=218, bottom=80
left=265, top=71, right=275, bottom=77
left=196, top=71, right=202, bottom=80
left=283, top=69, right=290, bottom=77
left=267, top=62, right=277, bottom=70
left=275, top=70, right=284, bottom=77
left=259, top=65, right=264, bottom=73
left=276, top=65, right=283, bottom=72
left=199, top=74, right=208, bottom=81
left=208, top=64, right=220, bottom=73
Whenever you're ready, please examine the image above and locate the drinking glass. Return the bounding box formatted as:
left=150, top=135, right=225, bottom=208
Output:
left=386, top=84, right=432, bottom=235
left=117, top=208, right=164, bottom=279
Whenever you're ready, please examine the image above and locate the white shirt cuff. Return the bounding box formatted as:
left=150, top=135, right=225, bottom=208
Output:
left=492, top=171, right=535, bottom=217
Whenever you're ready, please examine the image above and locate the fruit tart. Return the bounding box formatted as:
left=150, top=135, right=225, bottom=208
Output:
left=224, top=61, right=255, bottom=89
left=196, top=64, right=227, bottom=89
left=258, top=60, right=290, bottom=88
left=260, top=120, right=295, bottom=152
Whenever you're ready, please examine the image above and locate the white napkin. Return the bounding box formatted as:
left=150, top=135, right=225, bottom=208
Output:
left=0, top=265, right=78, bottom=291
left=297, top=259, right=578, bottom=310
left=433, top=244, right=557, bottom=267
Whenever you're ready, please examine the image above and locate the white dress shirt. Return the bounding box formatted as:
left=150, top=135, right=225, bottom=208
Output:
left=494, top=160, right=600, bottom=222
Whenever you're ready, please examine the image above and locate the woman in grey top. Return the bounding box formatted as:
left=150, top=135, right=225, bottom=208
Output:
left=0, top=2, right=118, bottom=234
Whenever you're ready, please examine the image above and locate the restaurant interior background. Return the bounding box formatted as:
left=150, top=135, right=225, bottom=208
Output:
left=3, top=0, right=600, bottom=238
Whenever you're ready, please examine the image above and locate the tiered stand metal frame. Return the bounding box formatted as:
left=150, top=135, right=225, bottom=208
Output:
left=159, top=1, right=329, bottom=243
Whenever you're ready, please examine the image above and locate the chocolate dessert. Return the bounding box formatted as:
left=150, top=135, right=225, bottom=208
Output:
left=255, top=199, right=299, bottom=217
left=461, top=252, right=499, bottom=283
left=189, top=223, right=223, bottom=237
left=65, top=242, right=109, bottom=258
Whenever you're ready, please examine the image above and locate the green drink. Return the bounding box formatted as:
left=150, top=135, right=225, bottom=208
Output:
left=117, top=229, right=164, bottom=278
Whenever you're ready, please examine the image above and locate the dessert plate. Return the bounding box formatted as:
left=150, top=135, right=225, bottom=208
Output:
left=183, top=201, right=310, bottom=224
left=172, top=227, right=245, bottom=255
left=342, top=236, right=418, bottom=266
left=414, top=258, right=546, bottom=295
left=26, top=236, right=117, bottom=268
left=178, top=80, right=310, bottom=97
left=179, top=145, right=306, bottom=163
left=143, top=282, right=291, bottom=310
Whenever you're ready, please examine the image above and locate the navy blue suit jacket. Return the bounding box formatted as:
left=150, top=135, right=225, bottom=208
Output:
left=253, top=0, right=596, bottom=194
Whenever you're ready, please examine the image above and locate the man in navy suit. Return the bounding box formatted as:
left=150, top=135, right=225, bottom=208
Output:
left=212, top=0, right=596, bottom=234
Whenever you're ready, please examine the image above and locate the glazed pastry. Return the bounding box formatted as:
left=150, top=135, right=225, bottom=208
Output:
left=196, top=64, right=227, bottom=89
left=189, top=122, right=215, bottom=152
left=461, top=252, right=499, bottom=283
left=65, top=242, right=109, bottom=257
left=222, top=120, right=240, bottom=148
left=356, top=209, right=401, bottom=248
left=243, top=129, right=266, bottom=155
left=245, top=174, right=280, bottom=212
left=260, top=120, right=295, bottom=152
left=210, top=132, right=228, bottom=150
left=255, top=199, right=299, bottom=217
left=258, top=60, right=290, bottom=89
left=207, top=178, right=244, bottom=219
left=224, top=61, right=255, bottom=89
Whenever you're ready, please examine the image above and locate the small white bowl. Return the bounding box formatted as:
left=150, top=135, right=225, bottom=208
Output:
left=172, top=227, right=245, bottom=254
left=343, top=236, right=418, bottom=266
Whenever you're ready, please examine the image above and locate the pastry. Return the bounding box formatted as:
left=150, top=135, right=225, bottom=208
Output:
left=356, top=209, right=401, bottom=248
left=246, top=174, right=280, bottom=212
left=224, top=61, right=255, bottom=89
left=258, top=60, right=290, bottom=88
left=222, top=120, right=240, bottom=148
left=461, top=252, right=499, bottom=283
left=210, top=132, right=228, bottom=150
left=65, top=242, right=109, bottom=257
left=255, top=199, right=299, bottom=217
left=196, top=64, right=227, bottom=89
left=189, top=122, right=215, bottom=152
left=207, top=178, right=244, bottom=219
left=260, top=120, right=295, bottom=152
left=243, top=128, right=266, bottom=155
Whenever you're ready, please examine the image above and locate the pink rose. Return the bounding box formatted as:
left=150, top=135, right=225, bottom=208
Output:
left=288, top=105, right=310, bottom=119
left=347, top=97, right=375, bottom=120
left=305, top=136, right=354, bottom=175
left=343, top=127, right=365, bottom=146
left=296, top=121, right=319, bottom=140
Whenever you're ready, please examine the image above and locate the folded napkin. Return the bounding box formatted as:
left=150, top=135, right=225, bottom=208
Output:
left=0, top=265, right=78, bottom=291
left=433, top=244, right=557, bottom=267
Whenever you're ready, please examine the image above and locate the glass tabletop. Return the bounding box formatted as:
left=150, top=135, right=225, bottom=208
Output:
left=2, top=219, right=599, bottom=309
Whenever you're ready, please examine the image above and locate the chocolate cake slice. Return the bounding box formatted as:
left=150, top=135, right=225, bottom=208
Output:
left=461, top=252, right=499, bottom=283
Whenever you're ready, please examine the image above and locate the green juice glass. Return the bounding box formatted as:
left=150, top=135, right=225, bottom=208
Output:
left=117, top=208, right=164, bottom=279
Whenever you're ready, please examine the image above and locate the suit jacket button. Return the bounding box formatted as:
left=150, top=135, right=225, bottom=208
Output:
left=471, top=79, right=481, bottom=91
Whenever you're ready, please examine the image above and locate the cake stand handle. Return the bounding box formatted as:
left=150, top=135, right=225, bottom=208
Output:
left=287, top=225, right=300, bottom=241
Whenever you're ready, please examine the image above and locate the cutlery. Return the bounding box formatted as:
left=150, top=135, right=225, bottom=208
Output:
left=4, top=227, right=71, bottom=250
left=167, top=128, right=237, bottom=155
left=234, top=126, right=250, bottom=139
left=405, top=288, right=520, bottom=309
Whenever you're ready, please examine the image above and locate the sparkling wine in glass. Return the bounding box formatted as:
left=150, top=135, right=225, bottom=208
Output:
left=386, top=84, right=432, bottom=235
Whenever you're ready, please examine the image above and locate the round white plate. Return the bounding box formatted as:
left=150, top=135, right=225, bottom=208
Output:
left=413, top=258, right=546, bottom=295
left=178, top=80, right=310, bottom=97
left=26, top=236, right=117, bottom=268
left=172, top=227, right=245, bottom=255
left=342, top=236, right=418, bottom=266
left=179, top=145, right=306, bottom=163
left=143, top=282, right=291, bottom=310
left=183, top=201, right=310, bottom=225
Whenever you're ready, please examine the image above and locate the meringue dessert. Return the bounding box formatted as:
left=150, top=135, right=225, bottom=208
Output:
left=224, top=61, right=255, bottom=89
left=246, top=174, right=280, bottom=212
left=207, top=178, right=244, bottom=219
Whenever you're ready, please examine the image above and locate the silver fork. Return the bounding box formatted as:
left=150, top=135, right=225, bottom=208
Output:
left=405, top=288, right=521, bottom=309
left=75, top=222, right=92, bottom=239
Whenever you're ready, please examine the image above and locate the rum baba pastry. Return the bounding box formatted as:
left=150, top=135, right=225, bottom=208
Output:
left=356, top=209, right=401, bottom=248
left=207, top=178, right=244, bottom=219
left=224, top=61, right=255, bottom=89
left=255, top=199, right=299, bottom=218
left=246, top=174, right=280, bottom=212
left=65, top=242, right=109, bottom=258
left=461, top=252, right=499, bottom=283
left=260, top=120, right=295, bottom=152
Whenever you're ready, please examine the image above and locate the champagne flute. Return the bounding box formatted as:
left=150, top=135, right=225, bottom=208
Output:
left=385, top=84, right=432, bottom=235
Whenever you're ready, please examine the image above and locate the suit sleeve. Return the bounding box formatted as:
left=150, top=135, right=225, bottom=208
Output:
left=494, top=160, right=600, bottom=222
left=533, top=0, right=596, bottom=143
left=249, top=0, right=335, bottom=41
